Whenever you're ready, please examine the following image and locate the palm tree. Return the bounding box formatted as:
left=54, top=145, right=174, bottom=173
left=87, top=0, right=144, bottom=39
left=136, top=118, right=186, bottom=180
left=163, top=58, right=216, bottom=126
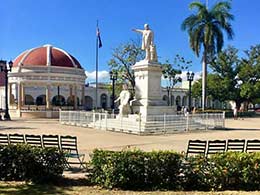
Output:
left=181, top=1, right=234, bottom=110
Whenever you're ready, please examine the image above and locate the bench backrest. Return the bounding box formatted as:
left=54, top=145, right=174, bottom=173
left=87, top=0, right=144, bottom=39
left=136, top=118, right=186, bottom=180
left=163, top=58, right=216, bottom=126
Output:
left=186, top=140, right=207, bottom=158
left=0, top=134, right=9, bottom=145
left=42, top=135, right=60, bottom=149
left=206, top=140, right=226, bottom=156
left=25, top=134, right=42, bottom=148
left=9, top=134, right=25, bottom=145
left=60, top=135, right=78, bottom=154
left=245, top=139, right=260, bottom=153
left=227, top=139, right=245, bottom=152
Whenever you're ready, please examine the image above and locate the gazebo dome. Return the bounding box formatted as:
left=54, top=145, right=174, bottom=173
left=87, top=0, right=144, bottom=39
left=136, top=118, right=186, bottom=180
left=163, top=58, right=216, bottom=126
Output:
left=13, top=44, right=82, bottom=69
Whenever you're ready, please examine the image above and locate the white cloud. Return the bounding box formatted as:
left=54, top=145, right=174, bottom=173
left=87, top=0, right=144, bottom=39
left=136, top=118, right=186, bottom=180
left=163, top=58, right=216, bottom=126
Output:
left=85, top=70, right=110, bottom=82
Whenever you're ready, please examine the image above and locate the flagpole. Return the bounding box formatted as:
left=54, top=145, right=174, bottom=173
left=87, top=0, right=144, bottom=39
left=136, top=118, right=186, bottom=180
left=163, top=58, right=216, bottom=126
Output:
left=95, top=20, right=99, bottom=110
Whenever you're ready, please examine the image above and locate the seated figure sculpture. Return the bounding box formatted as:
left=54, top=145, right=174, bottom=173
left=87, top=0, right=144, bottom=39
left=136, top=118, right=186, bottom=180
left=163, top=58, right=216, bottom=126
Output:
left=115, top=84, right=131, bottom=116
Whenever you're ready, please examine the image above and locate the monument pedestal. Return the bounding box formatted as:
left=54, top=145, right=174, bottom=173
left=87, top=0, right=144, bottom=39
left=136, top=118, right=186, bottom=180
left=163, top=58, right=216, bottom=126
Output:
left=131, top=60, right=176, bottom=120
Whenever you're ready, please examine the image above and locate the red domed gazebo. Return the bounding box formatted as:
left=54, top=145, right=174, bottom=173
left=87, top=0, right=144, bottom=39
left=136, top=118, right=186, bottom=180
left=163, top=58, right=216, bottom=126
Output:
left=8, top=44, right=86, bottom=118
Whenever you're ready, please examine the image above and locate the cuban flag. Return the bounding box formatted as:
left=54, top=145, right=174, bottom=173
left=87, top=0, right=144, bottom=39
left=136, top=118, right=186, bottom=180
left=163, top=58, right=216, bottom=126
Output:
left=97, top=27, right=102, bottom=48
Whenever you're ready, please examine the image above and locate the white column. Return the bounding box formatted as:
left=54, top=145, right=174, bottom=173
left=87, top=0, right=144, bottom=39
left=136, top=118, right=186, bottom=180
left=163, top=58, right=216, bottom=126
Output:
left=17, top=83, right=22, bottom=110
left=81, top=85, right=85, bottom=108
left=74, top=85, right=77, bottom=110
left=46, top=85, right=51, bottom=109
left=21, top=84, right=24, bottom=107
left=8, top=83, right=12, bottom=106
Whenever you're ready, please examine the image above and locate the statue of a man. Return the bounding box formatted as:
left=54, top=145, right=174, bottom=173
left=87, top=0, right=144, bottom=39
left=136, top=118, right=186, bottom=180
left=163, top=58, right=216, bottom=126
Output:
left=132, top=24, right=157, bottom=62
left=115, top=84, right=131, bottom=116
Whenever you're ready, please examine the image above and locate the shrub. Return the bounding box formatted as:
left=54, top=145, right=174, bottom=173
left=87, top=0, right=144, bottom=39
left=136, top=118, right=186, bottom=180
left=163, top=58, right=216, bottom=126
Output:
left=204, top=152, right=260, bottom=190
left=225, top=111, right=255, bottom=118
left=89, top=149, right=183, bottom=190
left=89, top=150, right=260, bottom=191
left=0, top=144, right=65, bottom=183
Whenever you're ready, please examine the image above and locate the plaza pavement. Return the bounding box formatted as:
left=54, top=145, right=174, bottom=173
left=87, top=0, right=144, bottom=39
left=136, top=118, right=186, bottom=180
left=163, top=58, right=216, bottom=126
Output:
left=0, top=116, right=260, bottom=161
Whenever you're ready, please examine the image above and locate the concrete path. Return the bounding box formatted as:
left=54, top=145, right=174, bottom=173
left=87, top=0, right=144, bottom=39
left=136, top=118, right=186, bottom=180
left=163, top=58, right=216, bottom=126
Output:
left=0, top=117, right=260, bottom=161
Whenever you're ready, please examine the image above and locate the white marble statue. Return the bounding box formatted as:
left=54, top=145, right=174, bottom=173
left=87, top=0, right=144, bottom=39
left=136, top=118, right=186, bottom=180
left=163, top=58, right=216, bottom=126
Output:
left=115, top=84, right=131, bottom=116
left=132, top=24, right=158, bottom=62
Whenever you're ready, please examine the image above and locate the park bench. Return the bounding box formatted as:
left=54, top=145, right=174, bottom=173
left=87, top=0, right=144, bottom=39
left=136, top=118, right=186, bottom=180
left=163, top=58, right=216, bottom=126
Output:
left=60, top=135, right=86, bottom=168
left=226, top=139, right=245, bottom=152
left=206, top=140, right=226, bottom=157
left=42, top=134, right=60, bottom=149
left=0, top=133, right=9, bottom=145
left=245, top=139, right=260, bottom=153
left=25, top=134, right=42, bottom=148
left=186, top=139, right=207, bottom=158
left=9, top=134, right=25, bottom=145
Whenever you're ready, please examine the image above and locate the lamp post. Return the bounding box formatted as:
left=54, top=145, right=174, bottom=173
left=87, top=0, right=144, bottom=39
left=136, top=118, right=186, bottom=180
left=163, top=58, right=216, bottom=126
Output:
left=166, top=86, right=170, bottom=106
left=0, top=60, right=13, bottom=120
left=110, top=71, right=118, bottom=111
left=187, top=71, right=194, bottom=113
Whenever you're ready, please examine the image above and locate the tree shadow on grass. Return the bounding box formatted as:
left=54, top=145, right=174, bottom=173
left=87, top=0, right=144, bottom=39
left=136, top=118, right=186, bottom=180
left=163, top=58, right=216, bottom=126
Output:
left=0, top=178, right=93, bottom=195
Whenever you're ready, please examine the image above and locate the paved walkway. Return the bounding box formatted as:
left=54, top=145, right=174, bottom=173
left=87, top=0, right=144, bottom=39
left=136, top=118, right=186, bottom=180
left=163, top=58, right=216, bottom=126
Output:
left=0, top=117, right=260, bottom=161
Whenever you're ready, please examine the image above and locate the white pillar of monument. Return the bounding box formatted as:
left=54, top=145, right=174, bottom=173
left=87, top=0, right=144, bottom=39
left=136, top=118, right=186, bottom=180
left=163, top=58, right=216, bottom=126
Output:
left=131, top=61, right=175, bottom=118
left=130, top=23, right=176, bottom=119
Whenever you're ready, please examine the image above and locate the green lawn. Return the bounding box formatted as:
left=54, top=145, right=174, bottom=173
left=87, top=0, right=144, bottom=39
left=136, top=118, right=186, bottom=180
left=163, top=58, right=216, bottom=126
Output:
left=0, top=180, right=259, bottom=195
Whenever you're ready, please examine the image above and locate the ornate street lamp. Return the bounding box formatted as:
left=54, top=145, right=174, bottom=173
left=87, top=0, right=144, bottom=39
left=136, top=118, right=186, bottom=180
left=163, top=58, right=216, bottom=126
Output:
left=165, top=75, right=173, bottom=106
left=110, top=71, right=118, bottom=111
left=0, top=60, right=13, bottom=120
left=166, top=86, right=170, bottom=106
left=187, top=71, right=195, bottom=112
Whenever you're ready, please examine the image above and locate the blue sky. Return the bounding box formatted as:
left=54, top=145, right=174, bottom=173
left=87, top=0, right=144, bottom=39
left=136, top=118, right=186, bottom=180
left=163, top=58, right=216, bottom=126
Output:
left=1, top=0, right=260, bottom=83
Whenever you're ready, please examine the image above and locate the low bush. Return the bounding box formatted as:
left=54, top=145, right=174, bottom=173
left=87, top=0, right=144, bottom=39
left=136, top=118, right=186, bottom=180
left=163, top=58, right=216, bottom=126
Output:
left=225, top=111, right=256, bottom=118
left=89, top=149, right=183, bottom=190
left=89, top=150, right=260, bottom=191
left=0, top=144, right=65, bottom=183
left=195, top=109, right=256, bottom=118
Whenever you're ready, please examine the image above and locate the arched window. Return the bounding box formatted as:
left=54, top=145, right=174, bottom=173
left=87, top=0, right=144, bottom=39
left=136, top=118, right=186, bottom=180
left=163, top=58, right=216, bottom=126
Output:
left=67, top=96, right=79, bottom=106
left=162, top=95, right=169, bottom=101
left=25, top=94, right=34, bottom=105
left=52, top=95, right=65, bottom=106
left=36, top=95, right=46, bottom=105
left=171, top=96, right=175, bottom=106
left=67, top=96, right=74, bottom=106
left=85, top=96, right=93, bottom=110
left=100, top=94, right=107, bottom=109
left=182, top=96, right=187, bottom=106
left=176, top=96, right=181, bottom=106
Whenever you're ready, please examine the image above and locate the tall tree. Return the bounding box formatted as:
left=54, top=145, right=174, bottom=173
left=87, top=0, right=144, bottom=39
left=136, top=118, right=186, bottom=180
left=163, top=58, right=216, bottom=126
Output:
left=181, top=1, right=234, bottom=110
left=108, top=40, right=144, bottom=92
left=238, top=45, right=260, bottom=109
left=210, top=46, right=241, bottom=106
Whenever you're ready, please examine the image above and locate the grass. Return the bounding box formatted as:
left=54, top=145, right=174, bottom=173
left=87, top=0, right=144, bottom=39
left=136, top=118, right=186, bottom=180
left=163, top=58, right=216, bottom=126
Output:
left=0, top=179, right=259, bottom=195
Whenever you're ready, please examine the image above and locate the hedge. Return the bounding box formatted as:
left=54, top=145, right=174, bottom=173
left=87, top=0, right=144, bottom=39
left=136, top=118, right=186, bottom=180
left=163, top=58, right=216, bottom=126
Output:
left=195, top=109, right=256, bottom=118
left=0, top=144, right=65, bottom=183
left=224, top=111, right=256, bottom=118
left=89, top=149, right=260, bottom=191
left=89, top=149, right=183, bottom=190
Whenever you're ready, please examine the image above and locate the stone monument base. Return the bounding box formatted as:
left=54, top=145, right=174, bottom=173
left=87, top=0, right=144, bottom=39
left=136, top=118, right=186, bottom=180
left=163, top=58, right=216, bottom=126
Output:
left=132, top=105, right=176, bottom=120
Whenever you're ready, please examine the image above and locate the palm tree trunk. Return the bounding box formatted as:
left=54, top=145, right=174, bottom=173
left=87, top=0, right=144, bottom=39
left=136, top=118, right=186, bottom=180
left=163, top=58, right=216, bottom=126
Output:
left=202, top=53, right=207, bottom=111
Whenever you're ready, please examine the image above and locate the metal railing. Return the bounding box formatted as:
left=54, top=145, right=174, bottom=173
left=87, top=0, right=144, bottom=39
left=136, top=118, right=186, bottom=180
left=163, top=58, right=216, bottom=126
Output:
left=60, top=110, right=225, bottom=134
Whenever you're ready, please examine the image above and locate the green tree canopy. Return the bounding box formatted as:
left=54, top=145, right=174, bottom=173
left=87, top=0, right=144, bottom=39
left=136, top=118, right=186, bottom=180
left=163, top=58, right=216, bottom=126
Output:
left=193, top=45, right=260, bottom=110
left=182, top=0, right=234, bottom=110
left=238, top=45, right=260, bottom=105
left=108, top=40, right=145, bottom=91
